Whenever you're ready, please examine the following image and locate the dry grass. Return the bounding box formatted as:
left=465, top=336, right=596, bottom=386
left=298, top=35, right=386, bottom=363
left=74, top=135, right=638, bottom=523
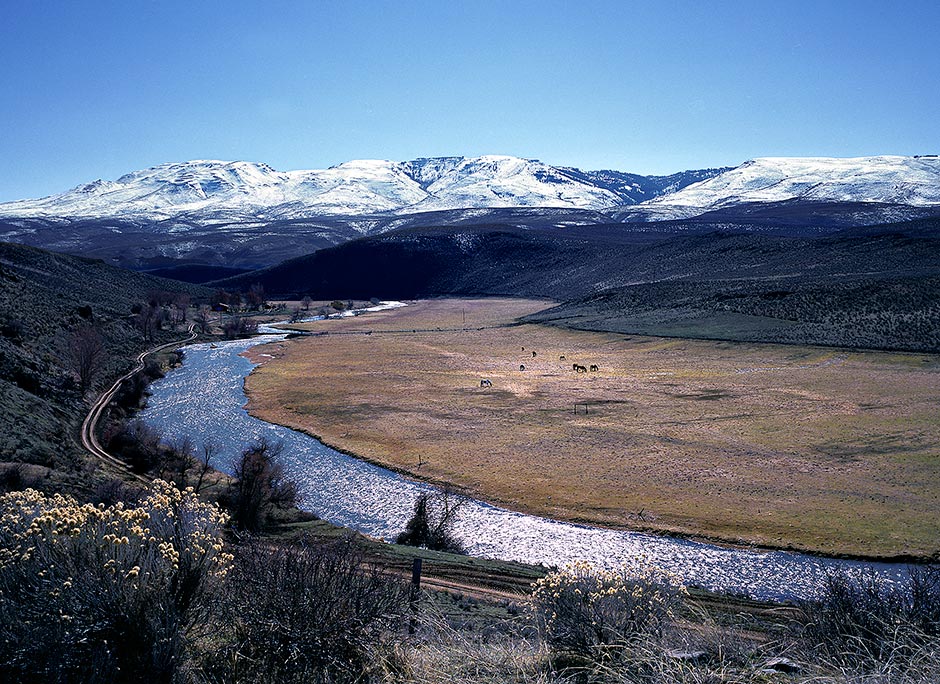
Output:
left=244, top=298, right=940, bottom=558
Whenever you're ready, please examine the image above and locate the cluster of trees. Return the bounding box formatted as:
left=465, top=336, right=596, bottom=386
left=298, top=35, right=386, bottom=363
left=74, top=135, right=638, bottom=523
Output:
left=131, top=290, right=193, bottom=341
left=106, top=422, right=299, bottom=534
left=211, top=284, right=268, bottom=313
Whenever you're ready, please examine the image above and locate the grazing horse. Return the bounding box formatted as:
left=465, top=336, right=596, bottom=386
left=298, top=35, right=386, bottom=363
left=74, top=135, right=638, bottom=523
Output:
left=590, top=364, right=599, bottom=372
left=519, top=364, right=526, bottom=371
left=572, top=363, right=579, bottom=371
left=575, top=364, right=588, bottom=373
left=480, top=379, right=492, bottom=388
left=532, top=351, right=537, bottom=358
left=559, top=355, right=566, bottom=361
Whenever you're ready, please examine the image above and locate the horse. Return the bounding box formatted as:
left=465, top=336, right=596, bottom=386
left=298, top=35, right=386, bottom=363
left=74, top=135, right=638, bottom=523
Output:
left=575, top=364, right=588, bottom=373
left=590, top=364, right=599, bottom=372
left=519, top=364, right=526, bottom=371
left=480, top=379, right=492, bottom=388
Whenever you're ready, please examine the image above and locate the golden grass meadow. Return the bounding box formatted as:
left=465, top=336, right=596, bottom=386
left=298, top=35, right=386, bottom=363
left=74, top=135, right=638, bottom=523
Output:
left=243, top=298, right=940, bottom=558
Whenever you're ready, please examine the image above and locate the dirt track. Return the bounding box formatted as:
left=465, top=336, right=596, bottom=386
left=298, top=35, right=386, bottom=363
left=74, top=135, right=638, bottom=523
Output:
left=80, top=325, right=197, bottom=483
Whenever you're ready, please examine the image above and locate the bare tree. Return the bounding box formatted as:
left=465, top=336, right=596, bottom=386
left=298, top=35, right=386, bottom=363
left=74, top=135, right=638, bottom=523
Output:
left=63, top=324, right=107, bottom=393
left=228, top=437, right=298, bottom=532
left=165, top=435, right=196, bottom=487
left=194, top=305, right=213, bottom=334
left=194, top=441, right=217, bottom=494
left=396, top=487, right=467, bottom=553
left=246, top=283, right=266, bottom=311
left=134, top=302, right=166, bottom=341
left=301, top=295, right=313, bottom=311
left=171, top=293, right=190, bottom=328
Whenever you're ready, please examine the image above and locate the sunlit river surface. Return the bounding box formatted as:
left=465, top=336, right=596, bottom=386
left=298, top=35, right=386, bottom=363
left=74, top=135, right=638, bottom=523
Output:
left=140, top=333, right=909, bottom=601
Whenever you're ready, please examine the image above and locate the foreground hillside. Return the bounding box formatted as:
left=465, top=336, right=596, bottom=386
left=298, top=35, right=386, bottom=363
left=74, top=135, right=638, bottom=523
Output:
left=0, top=242, right=208, bottom=486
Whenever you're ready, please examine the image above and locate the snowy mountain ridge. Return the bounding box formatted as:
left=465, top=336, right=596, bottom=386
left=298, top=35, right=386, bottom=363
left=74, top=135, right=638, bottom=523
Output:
left=0, top=156, right=723, bottom=222
left=621, top=155, right=940, bottom=220
left=2, top=155, right=938, bottom=226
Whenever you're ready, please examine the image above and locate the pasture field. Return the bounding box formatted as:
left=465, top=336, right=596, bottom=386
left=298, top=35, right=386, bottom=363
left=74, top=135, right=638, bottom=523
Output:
left=244, top=298, right=940, bottom=559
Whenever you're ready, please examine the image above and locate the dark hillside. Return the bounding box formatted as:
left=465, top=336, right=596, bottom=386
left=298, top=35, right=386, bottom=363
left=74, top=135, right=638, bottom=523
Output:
left=0, top=242, right=210, bottom=480
left=217, top=222, right=940, bottom=351
left=217, top=222, right=940, bottom=296
left=214, top=227, right=620, bottom=300
left=526, top=274, right=940, bottom=352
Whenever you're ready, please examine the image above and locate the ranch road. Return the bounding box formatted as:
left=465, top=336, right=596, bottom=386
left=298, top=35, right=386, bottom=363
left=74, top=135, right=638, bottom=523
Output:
left=80, top=324, right=197, bottom=483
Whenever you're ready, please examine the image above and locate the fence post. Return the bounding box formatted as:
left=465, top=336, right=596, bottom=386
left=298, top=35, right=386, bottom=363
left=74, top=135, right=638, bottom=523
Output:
left=409, top=557, right=422, bottom=634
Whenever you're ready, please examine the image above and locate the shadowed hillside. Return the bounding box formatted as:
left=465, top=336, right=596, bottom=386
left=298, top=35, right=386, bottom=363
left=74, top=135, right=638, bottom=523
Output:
left=0, top=242, right=209, bottom=484
left=215, top=220, right=940, bottom=351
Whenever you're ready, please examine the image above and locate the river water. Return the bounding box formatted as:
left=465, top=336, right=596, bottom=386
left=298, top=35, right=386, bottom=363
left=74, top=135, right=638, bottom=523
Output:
left=140, top=331, right=909, bottom=601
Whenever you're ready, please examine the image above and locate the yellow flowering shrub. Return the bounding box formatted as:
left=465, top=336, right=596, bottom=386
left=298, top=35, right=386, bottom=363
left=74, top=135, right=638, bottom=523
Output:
left=531, top=560, right=686, bottom=660
left=0, top=480, right=231, bottom=682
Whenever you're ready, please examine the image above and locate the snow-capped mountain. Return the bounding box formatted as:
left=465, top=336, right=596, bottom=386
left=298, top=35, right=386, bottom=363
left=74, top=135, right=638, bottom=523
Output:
left=0, top=156, right=724, bottom=223
left=4, top=155, right=939, bottom=227
left=619, top=155, right=940, bottom=220
left=4, top=154, right=939, bottom=271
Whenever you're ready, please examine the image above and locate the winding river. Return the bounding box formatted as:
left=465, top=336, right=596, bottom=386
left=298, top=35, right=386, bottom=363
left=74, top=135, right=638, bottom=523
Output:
left=140, top=327, right=909, bottom=601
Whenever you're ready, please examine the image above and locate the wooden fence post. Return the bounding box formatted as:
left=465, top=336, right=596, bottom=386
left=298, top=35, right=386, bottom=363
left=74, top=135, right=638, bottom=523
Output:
left=409, top=557, right=422, bottom=634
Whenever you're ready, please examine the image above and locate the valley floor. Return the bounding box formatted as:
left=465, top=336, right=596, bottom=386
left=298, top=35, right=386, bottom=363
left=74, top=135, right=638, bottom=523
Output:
left=243, top=298, right=940, bottom=559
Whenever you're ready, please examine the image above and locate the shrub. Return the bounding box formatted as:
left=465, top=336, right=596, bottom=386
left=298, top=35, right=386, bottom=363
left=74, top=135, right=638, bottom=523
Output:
left=91, top=478, right=145, bottom=507
left=203, top=536, right=406, bottom=683
left=222, top=316, right=259, bottom=339
left=0, top=463, right=43, bottom=494
left=396, top=489, right=466, bottom=554
left=226, top=436, right=298, bottom=532
left=0, top=481, right=231, bottom=683
left=106, top=419, right=163, bottom=473
left=530, top=561, right=685, bottom=663
left=802, top=565, right=940, bottom=668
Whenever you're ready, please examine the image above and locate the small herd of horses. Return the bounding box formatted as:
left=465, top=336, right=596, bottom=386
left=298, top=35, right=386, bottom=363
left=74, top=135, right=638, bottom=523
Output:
left=479, top=349, right=599, bottom=387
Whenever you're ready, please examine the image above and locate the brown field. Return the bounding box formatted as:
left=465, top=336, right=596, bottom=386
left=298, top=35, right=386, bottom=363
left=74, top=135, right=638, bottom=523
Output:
left=244, top=298, right=940, bottom=558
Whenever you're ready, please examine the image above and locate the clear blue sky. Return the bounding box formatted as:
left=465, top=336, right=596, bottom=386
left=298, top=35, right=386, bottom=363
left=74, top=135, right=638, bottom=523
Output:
left=2, top=0, right=938, bottom=201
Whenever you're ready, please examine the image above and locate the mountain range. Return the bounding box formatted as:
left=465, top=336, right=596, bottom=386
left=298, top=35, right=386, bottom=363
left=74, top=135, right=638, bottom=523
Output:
left=2, top=154, right=939, bottom=272
left=0, top=156, right=727, bottom=222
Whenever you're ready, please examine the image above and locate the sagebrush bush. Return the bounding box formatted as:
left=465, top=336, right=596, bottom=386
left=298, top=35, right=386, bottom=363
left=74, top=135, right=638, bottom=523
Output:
left=200, top=535, right=407, bottom=683
left=0, top=481, right=231, bottom=684
left=802, top=565, right=940, bottom=669
left=530, top=561, right=685, bottom=662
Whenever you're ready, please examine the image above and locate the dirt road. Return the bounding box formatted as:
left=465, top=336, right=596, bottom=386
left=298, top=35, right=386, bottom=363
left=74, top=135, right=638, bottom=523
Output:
left=80, top=325, right=197, bottom=483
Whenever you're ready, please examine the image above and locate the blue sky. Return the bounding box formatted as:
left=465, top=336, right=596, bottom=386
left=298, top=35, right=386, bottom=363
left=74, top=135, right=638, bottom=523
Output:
left=1, top=0, right=938, bottom=201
